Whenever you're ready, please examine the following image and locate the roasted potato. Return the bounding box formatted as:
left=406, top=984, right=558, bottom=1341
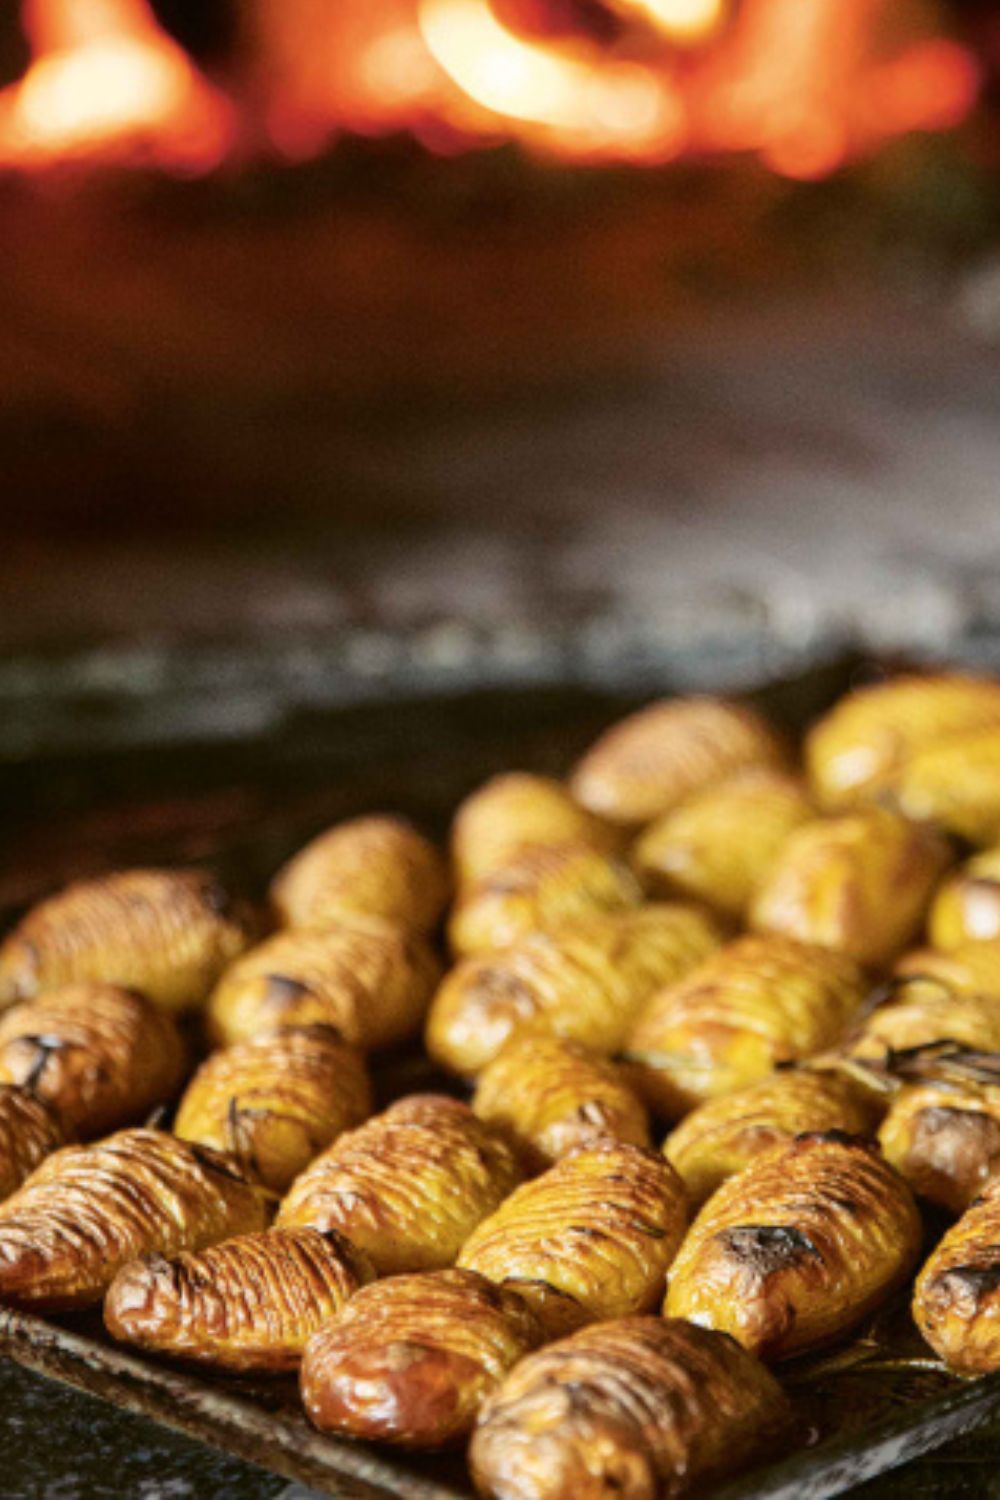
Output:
left=847, top=985, right=1000, bottom=1067
left=633, top=768, right=813, bottom=922
left=569, top=696, right=785, bottom=830
left=301, top=1268, right=543, bottom=1448
left=750, top=807, right=950, bottom=967
left=105, top=1226, right=373, bottom=1372
left=174, top=1025, right=371, bottom=1193
left=930, top=850, right=1000, bottom=948
left=473, top=1033, right=650, bottom=1170
left=665, top=1131, right=921, bottom=1360
left=277, top=1095, right=522, bottom=1275
left=0, top=984, right=185, bottom=1139
left=895, top=939, right=1000, bottom=1000
left=806, top=671, right=1000, bottom=810
left=469, top=1316, right=793, bottom=1500
left=452, top=773, right=620, bottom=888
left=270, top=815, right=449, bottom=935
left=879, top=1076, right=1000, bottom=1215
left=914, top=1174, right=1000, bottom=1373
left=458, top=1141, right=687, bottom=1337
left=891, top=728, right=1000, bottom=846
left=0, top=869, right=253, bottom=1014
left=0, top=1128, right=267, bottom=1310
left=0, top=1085, right=62, bottom=1201
left=427, top=904, right=721, bottom=1078
left=448, top=842, right=642, bottom=957
left=206, top=915, right=441, bottom=1052
left=624, top=935, right=867, bottom=1118
left=664, top=1068, right=876, bottom=1208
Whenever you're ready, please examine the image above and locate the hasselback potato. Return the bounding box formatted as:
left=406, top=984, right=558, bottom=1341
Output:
left=105, top=1226, right=373, bottom=1372
left=473, top=1033, right=650, bottom=1170
left=452, top=773, right=619, bottom=888
left=892, top=728, right=1000, bottom=845
left=665, top=1131, right=921, bottom=1360
left=930, top=850, right=1000, bottom=948
left=569, top=696, right=785, bottom=829
left=301, top=1269, right=543, bottom=1448
left=206, top=916, right=441, bottom=1052
left=894, top=940, right=1000, bottom=1000
left=0, top=869, right=253, bottom=1014
left=633, top=768, right=813, bottom=921
left=469, top=1316, right=793, bottom=1500
left=914, top=1174, right=1000, bottom=1373
left=277, top=1095, right=522, bottom=1275
left=879, top=1073, right=1000, bottom=1214
left=0, top=1129, right=267, bottom=1310
left=448, top=842, right=641, bottom=957
left=174, top=1026, right=371, bottom=1193
left=625, top=935, right=867, bottom=1118
left=458, top=1142, right=687, bottom=1337
left=664, top=1068, right=876, bottom=1208
left=270, top=815, right=449, bottom=935
left=847, top=986, right=1000, bottom=1067
left=427, top=904, right=721, bottom=1077
left=0, top=984, right=185, bottom=1139
left=750, top=808, right=949, bottom=967
left=806, top=672, right=1000, bottom=810
left=0, top=1085, right=62, bottom=1201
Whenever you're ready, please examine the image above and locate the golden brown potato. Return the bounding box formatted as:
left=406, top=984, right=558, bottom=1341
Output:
left=633, top=768, right=813, bottom=922
left=206, top=916, right=441, bottom=1053
left=301, top=1269, right=543, bottom=1448
left=174, top=1026, right=371, bottom=1194
left=930, top=850, right=1000, bottom=948
left=664, top=1068, right=876, bottom=1208
left=569, top=697, right=785, bottom=830
left=624, top=935, right=867, bottom=1119
left=469, top=1316, right=793, bottom=1500
left=105, top=1226, right=373, bottom=1372
left=427, top=904, right=721, bottom=1078
left=750, top=807, right=950, bottom=967
left=0, top=869, right=253, bottom=1015
left=270, top=815, right=449, bottom=935
left=0, top=1085, right=62, bottom=1201
left=458, top=1142, right=687, bottom=1337
left=806, top=672, right=1000, bottom=810
left=895, top=939, right=1000, bottom=1000
left=892, top=728, right=1000, bottom=846
left=914, top=1174, right=1000, bottom=1373
left=879, top=1076, right=1000, bottom=1215
left=0, top=985, right=185, bottom=1139
left=847, top=986, right=1000, bottom=1067
left=277, top=1095, right=522, bottom=1276
left=665, top=1132, right=921, bottom=1360
left=0, top=1128, right=267, bottom=1310
left=473, top=1033, right=650, bottom=1171
left=452, top=773, right=620, bottom=888
left=448, top=842, right=642, bottom=957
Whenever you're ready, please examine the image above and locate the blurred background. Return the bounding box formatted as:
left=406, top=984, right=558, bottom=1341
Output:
left=1, top=0, right=999, bottom=763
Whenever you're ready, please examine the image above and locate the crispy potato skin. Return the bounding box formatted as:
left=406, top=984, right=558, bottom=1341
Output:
left=879, top=1082, right=1000, bottom=1214
left=174, top=1026, right=371, bottom=1194
left=0, top=985, right=185, bottom=1139
left=750, top=808, right=950, bottom=967
left=448, top=843, right=642, bottom=957
left=665, top=1132, right=921, bottom=1360
left=452, top=774, right=620, bottom=889
left=469, top=1316, right=792, bottom=1500
left=458, top=1142, right=687, bottom=1337
left=473, top=1034, right=650, bottom=1171
left=806, top=673, right=1000, bottom=810
left=270, top=816, right=449, bottom=935
left=277, top=1095, right=522, bottom=1275
left=914, top=1175, right=1000, bottom=1373
left=0, top=1086, right=62, bottom=1201
left=427, top=905, right=721, bottom=1078
left=892, top=729, right=1000, bottom=846
left=0, top=1129, right=267, bottom=1310
left=848, top=988, right=1000, bottom=1066
left=206, top=916, right=441, bottom=1052
left=0, top=869, right=254, bottom=1015
left=930, top=850, right=1000, bottom=948
left=105, top=1226, right=372, bottom=1372
left=301, top=1269, right=543, bottom=1448
left=625, top=935, right=867, bottom=1119
left=633, top=769, right=813, bottom=921
left=665, top=1069, right=876, bottom=1208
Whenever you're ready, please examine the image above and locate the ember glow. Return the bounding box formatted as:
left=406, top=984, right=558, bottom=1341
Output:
left=0, top=0, right=981, bottom=176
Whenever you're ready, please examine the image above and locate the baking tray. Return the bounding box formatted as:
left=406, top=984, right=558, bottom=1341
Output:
left=3, top=654, right=1000, bottom=1498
